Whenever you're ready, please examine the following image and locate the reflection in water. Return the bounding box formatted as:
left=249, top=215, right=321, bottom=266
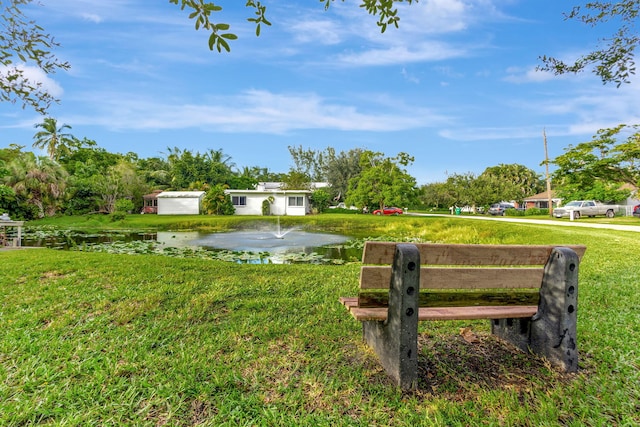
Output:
left=189, top=230, right=349, bottom=254
left=23, top=228, right=357, bottom=263
left=156, top=231, right=203, bottom=248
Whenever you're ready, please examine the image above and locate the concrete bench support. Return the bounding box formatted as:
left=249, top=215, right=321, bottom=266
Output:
left=492, top=247, right=579, bottom=372
left=347, top=243, right=583, bottom=390
left=362, top=244, right=421, bottom=390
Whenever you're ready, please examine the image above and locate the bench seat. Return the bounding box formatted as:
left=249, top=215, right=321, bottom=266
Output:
left=340, top=297, right=538, bottom=321
left=340, top=242, right=585, bottom=390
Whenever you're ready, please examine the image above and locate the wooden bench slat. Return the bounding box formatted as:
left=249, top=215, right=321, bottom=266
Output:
left=362, top=242, right=586, bottom=265
left=360, top=266, right=544, bottom=290
left=340, top=243, right=584, bottom=388
left=358, top=288, right=540, bottom=308
left=345, top=305, right=538, bottom=321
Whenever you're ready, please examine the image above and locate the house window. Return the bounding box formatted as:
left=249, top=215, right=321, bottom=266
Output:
left=288, top=196, right=304, bottom=207
left=232, top=196, right=247, bottom=206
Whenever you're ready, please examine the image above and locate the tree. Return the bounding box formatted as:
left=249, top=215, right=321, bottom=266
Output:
left=32, top=117, right=77, bottom=161
left=281, top=170, right=311, bottom=190
left=550, top=124, right=639, bottom=202
left=287, top=145, right=364, bottom=202
left=165, top=147, right=236, bottom=190
left=3, top=0, right=420, bottom=114
left=310, top=188, right=331, bottom=213
left=0, top=184, right=18, bottom=215
left=479, top=164, right=544, bottom=205
left=3, top=152, right=68, bottom=218
left=539, top=1, right=640, bottom=86
left=346, top=151, right=418, bottom=211
left=228, top=166, right=258, bottom=190
left=173, top=0, right=416, bottom=52
left=202, top=184, right=234, bottom=215
left=0, top=0, right=70, bottom=113
left=288, top=145, right=326, bottom=182
left=134, top=156, right=172, bottom=189
left=440, top=172, right=478, bottom=208
left=419, top=181, right=454, bottom=210
left=324, top=148, right=364, bottom=203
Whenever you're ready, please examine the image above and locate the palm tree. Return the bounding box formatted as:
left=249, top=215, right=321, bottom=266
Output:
left=32, top=117, right=76, bottom=161
left=4, top=153, right=68, bottom=217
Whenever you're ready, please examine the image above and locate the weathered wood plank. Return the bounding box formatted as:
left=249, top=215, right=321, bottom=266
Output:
left=348, top=305, right=538, bottom=321
left=339, top=297, right=358, bottom=308
left=358, top=288, right=540, bottom=308
left=362, top=242, right=586, bottom=265
left=360, top=266, right=544, bottom=290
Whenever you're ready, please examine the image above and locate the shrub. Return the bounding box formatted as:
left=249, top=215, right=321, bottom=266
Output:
left=505, top=208, right=525, bottom=216
left=115, top=199, right=135, bottom=213
left=262, top=197, right=274, bottom=216
left=525, top=208, right=549, bottom=216
left=310, top=189, right=331, bottom=213
left=111, top=211, right=127, bottom=221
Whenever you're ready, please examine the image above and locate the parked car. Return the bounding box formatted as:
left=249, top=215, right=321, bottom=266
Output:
left=633, top=204, right=640, bottom=218
left=373, top=207, right=403, bottom=216
left=488, top=203, right=515, bottom=216
left=553, top=200, right=619, bottom=219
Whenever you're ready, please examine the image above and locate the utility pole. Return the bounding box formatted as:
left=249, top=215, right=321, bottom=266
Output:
left=543, top=128, right=553, bottom=217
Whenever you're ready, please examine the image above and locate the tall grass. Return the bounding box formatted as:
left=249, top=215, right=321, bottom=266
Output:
left=1, top=216, right=639, bottom=426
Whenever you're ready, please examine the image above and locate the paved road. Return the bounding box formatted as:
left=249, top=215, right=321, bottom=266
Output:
left=406, top=213, right=640, bottom=233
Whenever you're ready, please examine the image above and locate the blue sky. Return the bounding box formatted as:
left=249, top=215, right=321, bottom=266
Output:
left=1, top=0, right=639, bottom=184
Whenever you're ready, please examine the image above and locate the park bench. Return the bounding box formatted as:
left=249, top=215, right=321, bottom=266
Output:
left=340, top=242, right=586, bottom=390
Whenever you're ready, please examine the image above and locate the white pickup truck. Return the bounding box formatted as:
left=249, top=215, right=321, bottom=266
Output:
left=553, top=200, right=619, bottom=219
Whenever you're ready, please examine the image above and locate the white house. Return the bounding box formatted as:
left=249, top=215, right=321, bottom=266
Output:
left=225, top=182, right=327, bottom=216
left=156, top=191, right=205, bottom=215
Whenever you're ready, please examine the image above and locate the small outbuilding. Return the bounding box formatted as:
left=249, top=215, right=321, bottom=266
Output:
left=142, top=190, right=163, bottom=214
left=156, top=191, right=205, bottom=215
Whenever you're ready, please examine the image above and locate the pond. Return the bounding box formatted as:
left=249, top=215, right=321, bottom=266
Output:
left=22, top=225, right=362, bottom=264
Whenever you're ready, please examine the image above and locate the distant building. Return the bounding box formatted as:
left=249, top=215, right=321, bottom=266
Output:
left=523, top=190, right=562, bottom=210
left=156, top=191, right=205, bottom=215
left=225, top=182, right=328, bottom=216
left=142, top=190, right=163, bottom=214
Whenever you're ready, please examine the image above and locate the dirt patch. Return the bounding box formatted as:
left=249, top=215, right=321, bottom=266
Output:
left=411, top=329, right=578, bottom=399
left=39, top=270, right=67, bottom=281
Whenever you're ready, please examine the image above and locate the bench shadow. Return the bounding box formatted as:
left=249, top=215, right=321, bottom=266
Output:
left=407, top=330, right=580, bottom=399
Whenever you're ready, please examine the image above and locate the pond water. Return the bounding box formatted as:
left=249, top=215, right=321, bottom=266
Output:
left=23, top=227, right=361, bottom=264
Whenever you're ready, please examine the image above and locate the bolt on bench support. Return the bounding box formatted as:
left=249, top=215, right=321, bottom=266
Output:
left=492, top=246, right=580, bottom=372
left=362, top=244, right=420, bottom=390
left=360, top=245, right=580, bottom=390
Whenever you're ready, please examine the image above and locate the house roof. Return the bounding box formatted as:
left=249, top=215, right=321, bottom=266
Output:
left=156, top=191, right=205, bottom=198
left=254, top=181, right=329, bottom=191
left=226, top=189, right=311, bottom=195
left=143, top=189, right=164, bottom=199
left=523, top=190, right=561, bottom=201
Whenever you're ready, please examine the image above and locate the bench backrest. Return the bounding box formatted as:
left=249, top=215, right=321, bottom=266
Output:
left=358, top=242, right=587, bottom=309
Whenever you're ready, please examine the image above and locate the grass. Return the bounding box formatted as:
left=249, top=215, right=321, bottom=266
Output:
left=1, top=215, right=639, bottom=426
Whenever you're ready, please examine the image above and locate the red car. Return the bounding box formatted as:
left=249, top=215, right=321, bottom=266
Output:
left=633, top=204, right=640, bottom=218
left=373, top=207, right=403, bottom=216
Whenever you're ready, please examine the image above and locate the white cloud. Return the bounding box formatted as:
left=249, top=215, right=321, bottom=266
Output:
left=80, top=13, right=103, bottom=24
left=65, top=89, right=449, bottom=134
left=401, top=68, right=420, bottom=84
left=0, top=64, right=64, bottom=99
left=335, top=42, right=467, bottom=66
left=289, top=19, right=343, bottom=45
left=503, top=66, right=557, bottom=83
left=278, top=0, right=496, bottom=66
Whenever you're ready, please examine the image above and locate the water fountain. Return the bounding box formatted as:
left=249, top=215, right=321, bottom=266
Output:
left=272, top=216, right=294, bottom=239
left=189, top=217, right=349, bottom=255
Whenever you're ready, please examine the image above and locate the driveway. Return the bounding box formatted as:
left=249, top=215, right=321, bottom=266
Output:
left=407, top=213, right=640, bottom=233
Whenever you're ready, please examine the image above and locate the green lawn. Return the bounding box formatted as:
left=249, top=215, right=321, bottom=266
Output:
left=1, top=215, right=639, bottom=426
